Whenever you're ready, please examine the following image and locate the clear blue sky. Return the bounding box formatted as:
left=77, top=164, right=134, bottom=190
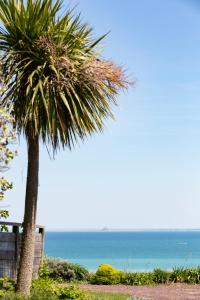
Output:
left=4, top=0, right=200, bottom=230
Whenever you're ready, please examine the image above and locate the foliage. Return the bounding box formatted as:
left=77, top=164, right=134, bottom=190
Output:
left=0, top=289, right=57, bottom=300
left=89, top=264, right=200, bottom=285
left=90, top=293, right=146, bottom=300
left=169, top=267, right=186, bottom=283
left=0, top=279, right=91, bottom=299
left=28, top=287, right=58, bottom=300
left=169, top=267, right=200, bottom=284
left=39, top=261, right=200, bottom=285
left=32, top=277, right=91, bottom=300
left=4, top=267, right=200, bottom=300
left=3, top=264, right=200, bottom=300
left=0, top=107, right=17, bottom=229
left=31, top=278, right=57, bottom=294
left=38, top=259, right=51, bottom=278
left=0, top=0, right=129, bottom=151
left=90, top=264, right=122, bottom=285
left=56, top=286, right=91, bottom=300
left=36, top=262, right=200, bottom=286
left=0, top=277, right=15, bottom=293
left=40, top=257, right=89, bottom=282
left=120, top=272, right=154, bottom=286
left=0, top=108, right=16, bottom=170
left=0, top=291, right=146, bottom=300
left=1, top=279, right=146, bottom=300
left=152, top=269, right=170, bottom=284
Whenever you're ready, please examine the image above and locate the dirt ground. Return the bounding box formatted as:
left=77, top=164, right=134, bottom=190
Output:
left=81, top=283, right=200, bottom=300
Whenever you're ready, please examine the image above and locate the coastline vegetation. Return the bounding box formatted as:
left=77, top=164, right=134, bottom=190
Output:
left=1, top=257, right=200, bottom=299
left=90, top=265, right=200, bottom=285
left=39, top=257, right=200, bottom=285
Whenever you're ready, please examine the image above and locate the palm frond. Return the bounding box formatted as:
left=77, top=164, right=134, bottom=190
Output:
left=0, top=0, right=130, bottom=151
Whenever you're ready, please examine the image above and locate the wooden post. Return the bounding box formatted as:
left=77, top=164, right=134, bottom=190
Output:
left=13, top=225, right=19, bottom=280
left=38, top=226, right=45, bottom=266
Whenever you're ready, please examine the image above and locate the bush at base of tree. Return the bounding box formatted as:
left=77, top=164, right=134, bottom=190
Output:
left=0, top=282, right=91, bottom=300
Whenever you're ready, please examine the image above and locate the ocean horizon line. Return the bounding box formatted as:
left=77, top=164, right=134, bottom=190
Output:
left=45, top=228, right=200, bottom=232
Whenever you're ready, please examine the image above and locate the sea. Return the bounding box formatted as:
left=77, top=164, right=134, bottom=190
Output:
left=44, top=231, right=200, bottom=271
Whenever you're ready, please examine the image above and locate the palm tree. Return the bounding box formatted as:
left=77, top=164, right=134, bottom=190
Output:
left=0, top=0, right=129, bottom=294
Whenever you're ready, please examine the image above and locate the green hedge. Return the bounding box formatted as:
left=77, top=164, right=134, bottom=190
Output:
left=89, top=264, right=200, bottom=285
left=39, top=258, right=200, bottom=286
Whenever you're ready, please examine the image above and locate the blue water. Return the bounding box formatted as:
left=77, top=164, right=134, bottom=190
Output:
left=44, top=231, right=200, bottom=271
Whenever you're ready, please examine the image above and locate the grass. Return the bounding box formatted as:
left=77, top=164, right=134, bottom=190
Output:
left=89, top=291, right=147, bottom=300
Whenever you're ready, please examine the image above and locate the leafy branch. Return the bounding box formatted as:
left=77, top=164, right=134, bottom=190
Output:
left=0, top=107, right=17, bottom=230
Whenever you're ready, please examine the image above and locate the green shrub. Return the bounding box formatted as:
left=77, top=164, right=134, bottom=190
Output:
left=89, top=264, right=200, bottom=286
left=0, top=282, right=58, bottom=300
left=169, top=267, right=200, bottom=284
left=120, top=272, right=154, bottom=286
left=38, top=259, right=200, bottom=286
left=32, top=278, right=91, bottom=300
left=40, top=257, right=89, bottom=282
left=90, top=292, right=143, bottom=300
left=0, top=293, right=26, bottom=300
left=185, top=267, right=200, bottom=284
left=169, top=267, right=188, bottom=283
left=31, top=278, right=57, bottom=294
left=0, top=278, right=15, bottom=293
left=152, top=269, right=170, bottom=284
left=56, top=286, right=91, bottom=300
left=38, top=259, right=51, bottom=278
left=30, top=288, right=58, bottom=300
left=90, top=264, right=122, bottom=285
left=0, top=290, right=58, bottom=300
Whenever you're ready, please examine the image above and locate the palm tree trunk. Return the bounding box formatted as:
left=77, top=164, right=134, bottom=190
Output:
left=16, top=134, right=39, bottom=294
